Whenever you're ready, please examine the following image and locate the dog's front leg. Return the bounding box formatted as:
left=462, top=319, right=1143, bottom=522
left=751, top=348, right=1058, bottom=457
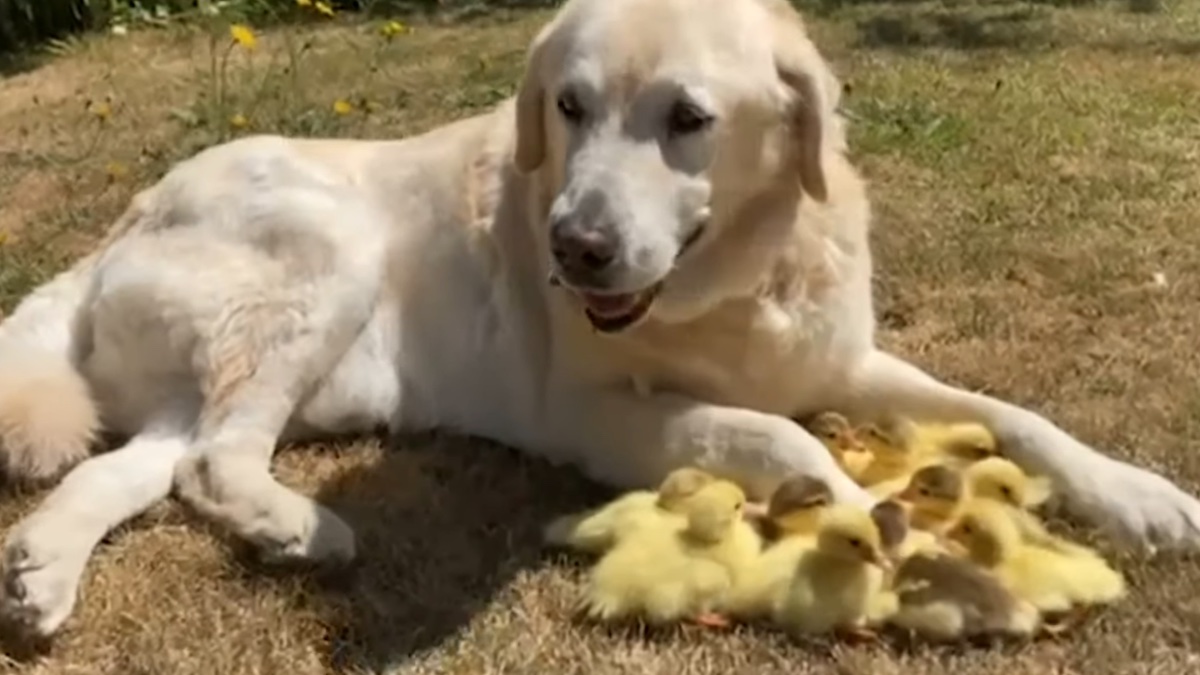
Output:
left=540, top=387, right=873, bottom=507
left=838, top=348, right=1200, bottom=552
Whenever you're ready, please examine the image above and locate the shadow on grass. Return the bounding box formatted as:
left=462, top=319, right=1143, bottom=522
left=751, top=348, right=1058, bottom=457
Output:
left=0, top=49, right=47, bottom=78
left=293, top=432, right=608, bottom=672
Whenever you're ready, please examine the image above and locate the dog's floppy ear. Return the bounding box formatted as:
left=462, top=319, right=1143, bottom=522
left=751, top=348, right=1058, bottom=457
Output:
left=771, top=27, right=834, bottom=203
left=513, top=24, right=555, bottom=174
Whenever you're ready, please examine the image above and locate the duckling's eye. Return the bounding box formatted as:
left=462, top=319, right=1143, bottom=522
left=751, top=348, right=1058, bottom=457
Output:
left=918, top=488, right=930, bottom=497
left=848, top=538, right=862, bottom=548
left=999, top=486, right=1013, bottom=497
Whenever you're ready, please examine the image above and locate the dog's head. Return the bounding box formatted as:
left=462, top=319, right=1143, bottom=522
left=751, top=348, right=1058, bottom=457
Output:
left=513, top=0, right=841, bottom=333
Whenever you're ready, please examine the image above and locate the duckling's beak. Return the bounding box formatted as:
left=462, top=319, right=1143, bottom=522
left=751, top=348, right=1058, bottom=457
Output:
left=867, top=550, right=893, bottom=572
left=894, top=485, right=919, bottom=503
left=837, top=432, right=866, bottom=452
left=943, top=538, right=969, bottom=557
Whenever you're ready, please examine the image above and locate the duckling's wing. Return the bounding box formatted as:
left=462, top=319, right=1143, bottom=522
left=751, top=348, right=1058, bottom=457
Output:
left=544, top=491, right=662, bottom=553
left=726, top=537, right=811, bottom=619
left=1004, top=549, right=1076, bottom=613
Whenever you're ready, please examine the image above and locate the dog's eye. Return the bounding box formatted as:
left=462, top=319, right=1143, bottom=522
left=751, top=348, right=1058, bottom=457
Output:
left=667, top=100, right=713, bottom=137
left=556, top=91, right=584, bottom=124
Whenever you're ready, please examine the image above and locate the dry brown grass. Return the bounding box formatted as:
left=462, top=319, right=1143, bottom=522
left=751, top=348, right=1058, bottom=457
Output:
left=3, top=1, right=1200, bottom=673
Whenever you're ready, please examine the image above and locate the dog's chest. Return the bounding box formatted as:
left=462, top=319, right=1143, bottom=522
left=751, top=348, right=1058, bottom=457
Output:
left=617, top=296, right=851, bottom=414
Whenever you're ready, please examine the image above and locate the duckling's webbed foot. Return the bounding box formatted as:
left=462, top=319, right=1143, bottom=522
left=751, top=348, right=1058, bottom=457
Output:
left=691, top=611, right=733, bottom=629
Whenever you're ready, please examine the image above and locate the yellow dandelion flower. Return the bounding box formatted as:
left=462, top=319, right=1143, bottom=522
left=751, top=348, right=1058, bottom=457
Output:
left=230, top=24, right=258, bottom=50
left=230, top=113, right=250, bottom=129
left=332, top=99, right=354, bottom=115
left=314, top=1, right=335, bottom=17
left=105, top=161, right=129, bottom=180
left=90, top=101, right=112, bottom=121
left=381, top=20, right=408, bottom=38
left=296, top=0, right=312, bottom=5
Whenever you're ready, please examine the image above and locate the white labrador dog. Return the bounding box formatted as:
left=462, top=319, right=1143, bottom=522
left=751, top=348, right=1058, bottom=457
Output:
left=1, top=0, right=1197, bottom=639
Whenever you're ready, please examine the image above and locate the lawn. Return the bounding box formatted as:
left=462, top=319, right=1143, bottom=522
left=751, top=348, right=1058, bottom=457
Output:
left=3, top=1, right=1200, bottom=673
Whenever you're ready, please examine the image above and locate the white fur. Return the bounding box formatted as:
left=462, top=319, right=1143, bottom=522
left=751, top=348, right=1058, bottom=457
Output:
left=1, top=0, right=1198, bottom=638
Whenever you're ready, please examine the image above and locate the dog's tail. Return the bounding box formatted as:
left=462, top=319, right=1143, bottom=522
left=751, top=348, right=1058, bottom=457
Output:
left=0, top=260, right=101, bottom=484
left=0, top=193, right=151, bottom=484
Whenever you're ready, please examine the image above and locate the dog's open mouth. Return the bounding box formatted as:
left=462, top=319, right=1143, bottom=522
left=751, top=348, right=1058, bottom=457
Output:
left=579, top=284, right=662, bottom=333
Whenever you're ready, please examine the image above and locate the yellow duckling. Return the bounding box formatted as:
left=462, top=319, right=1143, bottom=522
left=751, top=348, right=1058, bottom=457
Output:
left=894, top=464, right=967, bottom=534
left=775, top=504, right=897, bottom=638
left=761, top=474, right=836, bottom=542
left=858, top=418, right=999, bottom=498
left=543, top=467, right=716, bottom=554
left=724, top=475, right=834, bottom=621
left=887, top=552, right=1042, bottom=642
left=967, top=457, right=1052, bottom=510
left=805, top=411, right=872, bottom=477
left=945, top=501, right=1126, bottom=619
left=962, top=457, right=1076, bottom=547
left=582, top=479, right=757, bottom=627
left=897, top=458, right=1081, bottom=556
left=869, top=499, right=951, bottom=563
left=905, top=419, right=1000, bottom=467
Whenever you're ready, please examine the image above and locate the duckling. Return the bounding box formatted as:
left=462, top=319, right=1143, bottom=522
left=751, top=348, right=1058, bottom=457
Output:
left=857, top=417, right=999, bottom=495
left=967, top=457, right=1052, bottom=510
left=723, top=475, right=834, bottom=621
left=775, top=504, right=896, bottom=638
left=543, top=467, right=716, bottom=554
left=869, top=499, right=950, bottom=563
left=894, top=464, right=967, bottom=534
left=805, top=411, right=872, bottom=477
left=888, top=552, right=1042, bottom=642
left=963, top=457, right=1088, bottom=554
left=910, top=420, right=1000, bottom=466
left=944, top=501, right=1126, bottom=619
left=897, top=459, right=1081, bottom=557
left=582, top=479, right=756, bottom=627
left=761, top=474, right=835, bottom=542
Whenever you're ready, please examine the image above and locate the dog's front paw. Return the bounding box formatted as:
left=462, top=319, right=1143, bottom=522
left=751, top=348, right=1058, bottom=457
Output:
left=1059, top=457, right=1200, bottom=554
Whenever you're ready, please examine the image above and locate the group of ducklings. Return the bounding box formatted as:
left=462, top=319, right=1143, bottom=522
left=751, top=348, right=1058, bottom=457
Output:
left=542, top=412, right=1127, bottom=644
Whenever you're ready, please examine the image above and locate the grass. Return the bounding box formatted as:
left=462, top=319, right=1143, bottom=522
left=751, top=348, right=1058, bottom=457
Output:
left=3, top=0, right=1200, bottom=672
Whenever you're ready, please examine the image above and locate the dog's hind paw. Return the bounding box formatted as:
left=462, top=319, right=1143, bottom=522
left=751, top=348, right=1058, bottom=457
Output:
left=1, top=529, right=88, bottom=639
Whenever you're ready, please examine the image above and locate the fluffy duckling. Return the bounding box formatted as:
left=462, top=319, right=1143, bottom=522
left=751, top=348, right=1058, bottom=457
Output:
left=897, top=458, right=1079, bottom=556
left=870, top=499, right=950, bottom=563
left=945, top=501, right=1126, bottom=619
left=967, top=457, right=1052, bottom=510
left=857, top=418, right=999, bottom=496
left=888, top=552, right=1042, bottom=642
left=805, top=412, right=872, bottom=477
left=894, top=464, right=967, bottom=534
left=775, top=504, right=897, bottom=638
left=909, top=420, right=1000, bottom=466
left=543, top=467, right=716, bottom=554
left=761, top=474, right=836, bottom=543
left=582, top=479, right=756, bottom=627
left=724, top=475, right=834, bottom=621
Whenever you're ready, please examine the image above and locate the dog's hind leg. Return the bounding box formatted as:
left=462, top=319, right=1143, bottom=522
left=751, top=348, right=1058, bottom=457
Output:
left=170, top=276, right=373, bottom=566
left=0, top=406, right=194, bottom=638
left=837, top=348, right=1200, bottom=553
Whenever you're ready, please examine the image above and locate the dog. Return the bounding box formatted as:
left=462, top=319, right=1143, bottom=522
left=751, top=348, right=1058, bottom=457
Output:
left=1, top=0, right=1198, bottom=640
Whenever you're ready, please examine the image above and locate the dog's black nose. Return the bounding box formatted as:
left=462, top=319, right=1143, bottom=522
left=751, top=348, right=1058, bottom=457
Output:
left=551, top=220, right=620, bottom=277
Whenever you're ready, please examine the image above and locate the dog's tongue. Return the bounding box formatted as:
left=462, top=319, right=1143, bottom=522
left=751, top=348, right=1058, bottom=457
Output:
left=581, top=292, right=638, bottom=318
